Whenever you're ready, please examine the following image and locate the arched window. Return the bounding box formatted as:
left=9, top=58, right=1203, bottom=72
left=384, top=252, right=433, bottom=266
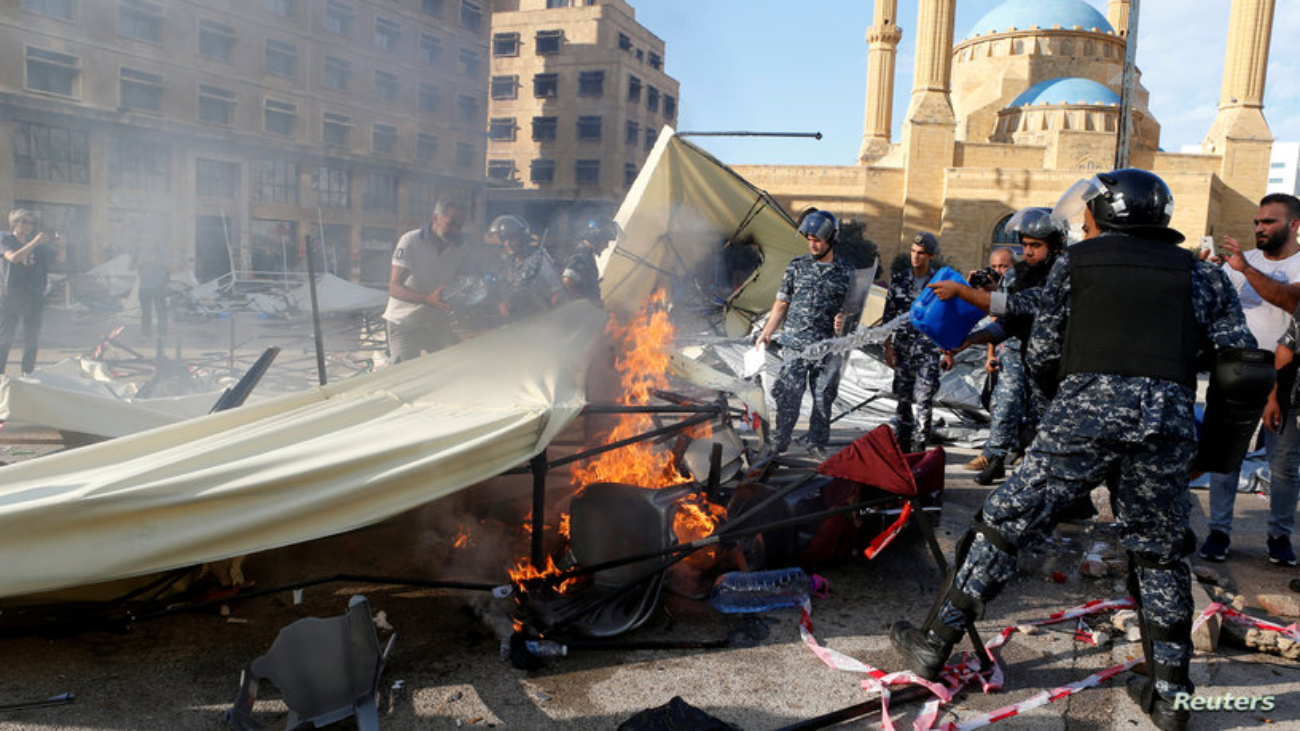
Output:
left=992, top=214, right=1021, bottom=247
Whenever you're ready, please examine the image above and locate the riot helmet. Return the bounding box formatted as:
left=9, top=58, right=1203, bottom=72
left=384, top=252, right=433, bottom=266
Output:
left=489, top=215, right=532, bottom=244
left=578, top=216, right=620, bottom=248
left=1005, top=206, right=1067, bottom=252
left=1052, top=168, right=1183, bottom=244
left=797, top=210, right=838, bottom=245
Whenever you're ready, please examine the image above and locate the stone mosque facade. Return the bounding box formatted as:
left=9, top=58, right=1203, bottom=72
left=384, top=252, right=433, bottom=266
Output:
left=733, top=0, right=1277, bottom=272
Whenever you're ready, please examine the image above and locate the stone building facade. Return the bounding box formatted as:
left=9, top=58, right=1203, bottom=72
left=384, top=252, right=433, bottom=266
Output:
left=738, top=0, right=1277, bottom=273
left=486, top=0, right=678, bottom=250
left=0, top=0, right=490, bottom=285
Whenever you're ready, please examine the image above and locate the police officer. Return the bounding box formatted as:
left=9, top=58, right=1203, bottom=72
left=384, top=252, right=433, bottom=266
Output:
left=490, top=215, right=562, bottom=321
left=757, top=210, right=856, bottom=460
left=890, top=170, right=1256, bottom=731
left=563, top=216, right=619, bottom=306
left=931, top=208, right=1067, bottom=484
left=883, top=232, right=942, bottom=453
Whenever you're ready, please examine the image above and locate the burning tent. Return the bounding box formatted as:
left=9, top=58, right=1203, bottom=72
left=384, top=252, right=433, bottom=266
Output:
left=599, top=128, right=811, bottom=337
left=0, top=302, right=605, bottom=600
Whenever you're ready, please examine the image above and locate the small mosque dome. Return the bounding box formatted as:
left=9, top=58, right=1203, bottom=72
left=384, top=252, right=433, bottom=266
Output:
left=1008, top=77, right=1120, bottom=107
left=965, top=0, right=1114, bottom=39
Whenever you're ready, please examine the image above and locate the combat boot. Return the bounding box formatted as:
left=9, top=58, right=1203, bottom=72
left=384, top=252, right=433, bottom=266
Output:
left=1126, top=676, right=1189, bottom=731
left=888, top=621, right=957, bottom=680
left=973, top=456, right=1005, bottom=485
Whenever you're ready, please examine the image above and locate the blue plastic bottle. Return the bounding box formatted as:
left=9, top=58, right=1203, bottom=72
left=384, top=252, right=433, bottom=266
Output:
left=710, top=568, right=811, bottom=613
left=908, top=267, right=987, bottom=350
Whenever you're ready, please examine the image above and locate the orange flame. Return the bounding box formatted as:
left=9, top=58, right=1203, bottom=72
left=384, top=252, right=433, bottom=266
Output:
left=507, top=555, right=579, bottom=594
left=674, top=495, right=727, bottom=568
left=452, top=525, right=471, bottom=549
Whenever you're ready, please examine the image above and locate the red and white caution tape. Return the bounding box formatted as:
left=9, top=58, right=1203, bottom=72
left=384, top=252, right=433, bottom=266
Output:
left=1192, top=601, right=1300, bottom=643
left=864, top=501, right=914, bottom=560
left=798, top=596, right=1138, bottom=731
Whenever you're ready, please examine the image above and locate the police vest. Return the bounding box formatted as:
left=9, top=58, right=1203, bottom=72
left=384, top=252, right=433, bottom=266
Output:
left=1060, top=234, right=1198, bottom=387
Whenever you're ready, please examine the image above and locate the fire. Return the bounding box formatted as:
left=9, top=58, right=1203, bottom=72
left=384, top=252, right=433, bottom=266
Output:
left=674, top=495, right=727, bottom=568
left=452, top=525, right=471, bottom=549
left=571, top=289, right=707, bottom=489
left=506, top=555, right=579, bottom=594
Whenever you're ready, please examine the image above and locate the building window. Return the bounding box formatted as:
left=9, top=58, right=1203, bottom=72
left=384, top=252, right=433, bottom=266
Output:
left=323, top=112, right=351, bottom=147
left=198, top=84, right=235, bottom=125
left=324, top=0, right=352, bottom=35
left=265, top=39, right=297, bottom=77
left=625, top=163, right=637, bottom=188
left=575, top=159, right=599, bottom=186
left=625, top=120, right=638, bottom=146
left=457, top=94, right=478, bottom=123
left=460, top=0, right=481, bottom=32
left=489, top=117, right=516, bottom=142
left=534, top=73, right=558, bottom=98
left=1272, top=162, right=1286, bottom=169
left=406, top=178, right=437, bottom=216
left=373, top=70, right=399, bottom=102
left=25, top=0, right=75, bottom=21
left=25, top=48, right=79, bottom=97
left=491, top=75, right=518, bottom=100
left=649, top=52, right=662, bottom=70
left=618, top=33, right=631, bottom=51
left=645, top=127, right=657, bottom=150
left=419, top=33, right=442, bottom=64
left=530, top=159, right=555, bottom=184
left=646, top=86, right=660, bottom=113
left=108, top=136, right=169, bottom=192
left=487, top=160, right=515, bottom=181
left=313, top=166, right=350, bottom=208
left=459, top=49, right=481, bottom=77
left=546, top=0, right=569, bottom=7
left=455, top=142, right=475, bottom=168
left=532, top=116, right=557, bottom=142
left=364, top=174, right=397, bottom=212
left=196, top=158, right=238, bottom=198
left=120, top=67, right=163, bottom=112
left=418, top=84, right=441, bottom=113
left=416, top=133, right=439, bottom=162
left=373, top=123, right=397, bottom=154
left=493, top=33, right=519, bottom=57
left=421, top=0, right=443, bottom=15
left=576, top=115, right=602, bottom=141
left=198, top=19, right=235, bottom=61
left=578, top=70, right=604, bottom=97
left=535, top=29, right=562, bottom=55
left=13, top=121, right=89, bottom=183
left=323, top=56, right=350, bottom=91
left=265, top=0, right=296, bottom=18
left=252, top=160, right=298, bottom=204
left=119, top=0, right=162, bottom=43
left=1270, top=177, right=1286, bottom=184
left=374, top=17, right=399, bottom=51
left=264, top=99, right=297, bottom=135
left=664, top=94, right=676, bottom=120
left=627, top=75, right=641, bottom=103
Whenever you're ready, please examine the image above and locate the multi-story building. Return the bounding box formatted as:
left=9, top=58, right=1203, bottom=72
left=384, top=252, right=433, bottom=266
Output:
left=1267, top=142, right=1300, bottom=197
left=0, top=0, right=489, bottom=285
left=486, top=0, right=678, bottom=248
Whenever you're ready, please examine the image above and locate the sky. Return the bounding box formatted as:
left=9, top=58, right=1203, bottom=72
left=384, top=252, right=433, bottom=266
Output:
left=630, top=0, right=1300, bottom=167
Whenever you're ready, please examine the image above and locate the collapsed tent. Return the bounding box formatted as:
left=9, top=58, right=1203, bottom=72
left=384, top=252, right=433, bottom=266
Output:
left=0, top=301, right=605, bottom=600
left=600, top=128, right=810, bottom=337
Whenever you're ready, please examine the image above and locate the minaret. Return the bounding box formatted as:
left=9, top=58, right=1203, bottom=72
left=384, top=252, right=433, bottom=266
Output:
left=898, top=0, right=956, bottom=252
left=1107, top=0, right=1131, bottom=37
left=858, top=0, right=903, bottom=164
left=1203, top=0, right=1274, bottom=229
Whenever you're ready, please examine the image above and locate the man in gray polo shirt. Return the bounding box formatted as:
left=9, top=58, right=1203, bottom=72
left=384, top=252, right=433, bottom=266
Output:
left=382, top=199, right=467, bottom=363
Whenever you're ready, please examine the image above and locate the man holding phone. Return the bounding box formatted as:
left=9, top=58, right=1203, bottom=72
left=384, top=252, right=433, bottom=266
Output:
left=0, top=209, right=59, bottom=375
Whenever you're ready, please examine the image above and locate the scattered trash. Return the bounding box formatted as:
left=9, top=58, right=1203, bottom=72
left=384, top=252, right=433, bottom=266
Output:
left=710, top=568, right=813, bottom=614
left=1049, top=571, right=1067, bottom=584
left=226, top=617, right=248, bottom=624
left=374, top=610, right=394, bottom=631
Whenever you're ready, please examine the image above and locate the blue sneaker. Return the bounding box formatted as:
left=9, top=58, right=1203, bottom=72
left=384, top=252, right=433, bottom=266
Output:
left=1198, top=531, right=1230, bottom=562
left=1268, top=535, right=1297, bottom=567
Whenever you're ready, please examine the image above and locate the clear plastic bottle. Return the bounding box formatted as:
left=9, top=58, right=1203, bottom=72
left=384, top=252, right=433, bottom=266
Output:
left=710, top=568, right=811, bottom=613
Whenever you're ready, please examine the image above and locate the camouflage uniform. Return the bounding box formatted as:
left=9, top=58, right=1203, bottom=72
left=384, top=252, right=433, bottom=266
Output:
left=562, top=242, right=602, bottom=305
left=977, top=265, right=1055, bottom=457
left=771, top=254, right=855, bottom=452
left=882, top=268, right=941, bottom=451
left=498, top=247, right=562, bottom=320
left=936, top=249, right=1253, bottom=697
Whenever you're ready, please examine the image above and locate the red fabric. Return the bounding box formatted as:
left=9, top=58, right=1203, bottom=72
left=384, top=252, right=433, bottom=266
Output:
left=905, top=446, right=946, bottom=498
left=863, top=500, right=912, bottom=559
left=816, top=425, right=920, bottom=496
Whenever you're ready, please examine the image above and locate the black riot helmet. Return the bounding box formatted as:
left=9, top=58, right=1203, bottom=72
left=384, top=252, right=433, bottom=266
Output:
left=1005, top=206, right=1067, bottom=252
left=578, top=216, right=620, bottom=247
left=1055, top=168, right=1183, bottom=244
left=489, top=215, right=531, bottom=243
left=797, top=210, right=839, bottom=245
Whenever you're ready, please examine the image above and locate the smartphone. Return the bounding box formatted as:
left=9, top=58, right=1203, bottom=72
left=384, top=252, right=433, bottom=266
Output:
left=1199, top=235, right=1216, bottom=258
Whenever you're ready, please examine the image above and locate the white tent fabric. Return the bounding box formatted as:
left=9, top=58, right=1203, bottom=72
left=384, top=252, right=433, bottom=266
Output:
left=0, top=302, right=605, bottom=599
left=600, top=129, right=810, bottom=337
left=0, top=358, right=231, bottom=438
left=287, top=273, right=389, bottom=313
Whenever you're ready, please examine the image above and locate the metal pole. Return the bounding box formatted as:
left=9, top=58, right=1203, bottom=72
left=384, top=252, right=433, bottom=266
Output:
left=303, top=232, right=328, bottom=386
left=1115, top=0, right=1141, bottom=169
left=676, top=131, right=823, bottom=140
left=530, top=450, right=548, bottom=569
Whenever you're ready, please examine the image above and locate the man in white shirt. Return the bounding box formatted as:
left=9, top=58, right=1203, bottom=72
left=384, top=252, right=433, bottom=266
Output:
left=1202, top=193, right=1300, bottom=566
left=382, top=199, right=468, bottom=363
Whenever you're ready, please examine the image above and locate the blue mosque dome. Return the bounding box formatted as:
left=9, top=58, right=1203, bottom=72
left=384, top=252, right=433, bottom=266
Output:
left=965, top=0, right=1114, bottom=39
left=1008, top=77, right=1120, bottom=107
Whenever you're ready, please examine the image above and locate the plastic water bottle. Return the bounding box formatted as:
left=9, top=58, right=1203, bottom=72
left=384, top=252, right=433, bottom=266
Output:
left=710, top=568, right=811, bottom=614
